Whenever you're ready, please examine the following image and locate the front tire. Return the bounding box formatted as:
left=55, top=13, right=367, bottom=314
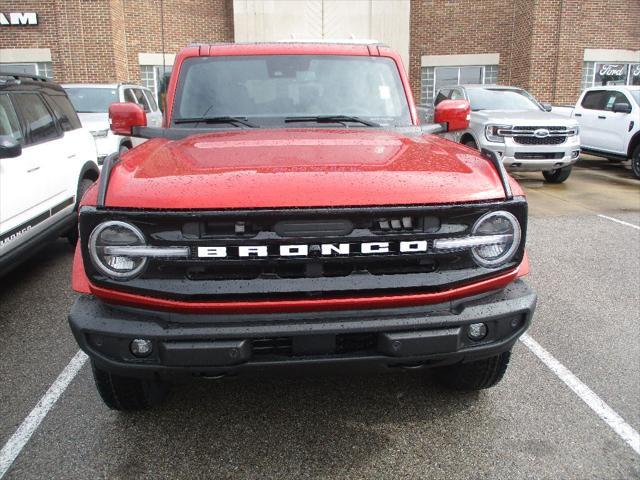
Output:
left=436, top=351, right=511, bottom=391
left=463, top=138, right=478, bottom=150
left=542, top=165, right=572, bottom=183
left=632, top=145, right=640, bottom=179
left=91, top=361, right=168, bottom=411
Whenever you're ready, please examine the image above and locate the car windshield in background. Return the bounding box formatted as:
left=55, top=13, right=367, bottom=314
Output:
left=631, top=90, right=640, bottom=104
left=65, top=88, right=118, bottom=113
left=173, top=55, right=411, bottom=127
left=466, top=88, right=542, bottom=111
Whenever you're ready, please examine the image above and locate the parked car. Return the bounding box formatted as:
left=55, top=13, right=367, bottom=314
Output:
left=68, top=42, right=536, bottom=411
left=553, top=86, right=640, bottom=178
left=432, top=85, right=581, bottom=183
left=0, top=73, right=99, bottom=276
left=63, top=83, right=162, bottom=164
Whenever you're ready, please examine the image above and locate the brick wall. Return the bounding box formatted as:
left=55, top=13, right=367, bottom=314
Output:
left=410, top=0, right=640, bottom=104
left=0, top=0, right=234, bottom=84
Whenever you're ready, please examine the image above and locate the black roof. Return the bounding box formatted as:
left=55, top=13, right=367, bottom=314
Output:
left=0, top=72, right=66, bottom=94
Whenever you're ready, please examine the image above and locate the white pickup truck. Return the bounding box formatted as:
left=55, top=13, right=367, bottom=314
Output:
left=554, top=86, right=640, bottom=178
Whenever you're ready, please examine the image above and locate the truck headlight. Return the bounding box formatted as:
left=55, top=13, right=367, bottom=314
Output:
left=485, top=124, right=511, bottom=143
left=470, top=211, right=521, bottom=268
left=89, top=221, right=147, bottom=279
left=91, top=129, right=109, bottom=138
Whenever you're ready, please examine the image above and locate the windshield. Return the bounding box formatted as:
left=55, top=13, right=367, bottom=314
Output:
left=173, top=55, right=411, bottom=127
left=65, top=87, right=118, bottom=113
left=466, top=88, right=543, bottom=111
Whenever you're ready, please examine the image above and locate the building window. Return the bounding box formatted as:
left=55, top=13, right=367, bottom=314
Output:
left=420, top=64, right=498, bottom=106
left=0, top=62, right=53, bottom=79
left=581, top=62, right=640, bottom=90
left=140, top=65, right=173, bottom=97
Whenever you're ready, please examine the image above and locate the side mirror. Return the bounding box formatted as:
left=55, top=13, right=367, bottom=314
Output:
left=612, top=102, right=632, bottom=114
left=109, top=102, right=147, bottom=136
left=0, top=135, right=22, bottom=159
left=434, top=99, right=470, bottom=132
left=542, top=103, right=553, bottom=112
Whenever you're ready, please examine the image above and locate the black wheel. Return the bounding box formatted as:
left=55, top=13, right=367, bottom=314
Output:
left=436, top=351, right=511, bottom=391
left=632, top=145, right=640, bottom=179
left=91, top=361, right=168, bottom=411
left=463, top=138, right=478, bottom=150
left=66, top=178, right=95, bottom=245
left=119, top=144, right=130, bottom=155
left=542, top=165, right=572, bottom=183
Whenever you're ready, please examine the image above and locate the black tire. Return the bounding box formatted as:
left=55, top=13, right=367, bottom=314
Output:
left=66, top=178, right=94, bottom=245
left=463, top=138, right=478, bottom=150
left=632, top=144, right=640, bottom=179
left=542, top=165, right=572, bottom=183
left=91, top=361, right=168, bottom=411
left=436, top=351, right=511, bottom=391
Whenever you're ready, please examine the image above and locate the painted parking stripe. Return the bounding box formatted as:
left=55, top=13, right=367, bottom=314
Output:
left=597, top=214, right=640, bottom=230
left=0, top=351, right=87, bottom=479
left=520, top=333, right=640, bottom=455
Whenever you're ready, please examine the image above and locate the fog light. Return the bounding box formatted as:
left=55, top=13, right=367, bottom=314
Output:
left=571, top=150, right=580, bottom=159
left=468, top=323, right=488, bottom=341
left=130, top=338, right=153, bottom=357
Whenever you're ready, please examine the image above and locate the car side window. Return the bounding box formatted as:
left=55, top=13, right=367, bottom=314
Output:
left=580, top=90, right=608, bottom=110
left=450, top=89, right=464, bottom=100
left=143, top=89, right=158, bottom=112
left=0, top=94, right=24, bottom=144
left=434, top=89, right=450, bottom=106
left=133, top=89, right=151, bottom=112
left=604, top=91, right=631, bottom=111
left=45, top=94, right=82, bottom=131
left=11, top=93, right=60, bottom=145
left=123, top=88, right=137, bottom=103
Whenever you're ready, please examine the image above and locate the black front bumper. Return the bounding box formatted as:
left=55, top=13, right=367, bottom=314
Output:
left=69, top=280, right=536, bottom=379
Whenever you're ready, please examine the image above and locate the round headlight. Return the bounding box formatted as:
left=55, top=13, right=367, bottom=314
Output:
left=89, top=221, right=147, bottom=279
left=471, top=211, right=521, bottom=268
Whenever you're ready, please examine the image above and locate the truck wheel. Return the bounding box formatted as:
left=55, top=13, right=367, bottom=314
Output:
left=436, top=351, right=511, bottom=391
left=632, top=145, right=640, bottom=179
left=66, top=178, right=95, bottom=245
left=542, top=166, right=572, bottom=183
left=463, top=138, right=478, bottom=150
left=91, top=361, right=168, bottom=411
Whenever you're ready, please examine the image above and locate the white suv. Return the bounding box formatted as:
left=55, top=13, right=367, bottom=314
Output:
left=0, top=73, right=99, bottom=275
left=63, top=83, right=163, bottom=164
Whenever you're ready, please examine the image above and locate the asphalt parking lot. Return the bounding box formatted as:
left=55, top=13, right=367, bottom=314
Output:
left=1, top=155, right=639, bottom=479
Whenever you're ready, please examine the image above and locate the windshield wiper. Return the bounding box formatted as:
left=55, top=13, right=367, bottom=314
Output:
left=284, top=115, right=380, bottom=127
left=173, top=116, right=259, bottom=128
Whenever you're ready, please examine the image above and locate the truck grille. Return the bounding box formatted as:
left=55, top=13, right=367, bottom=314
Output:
left=79, top=200, right=527, bottom=302
left=497, top=126, right=575, bottom=145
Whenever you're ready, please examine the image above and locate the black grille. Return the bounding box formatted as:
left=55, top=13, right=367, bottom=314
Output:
left=514, top=136, right=565, bottom=145
left=514, top=152, right=564, bottom=160
left=80, top=200, right=528, bottom=302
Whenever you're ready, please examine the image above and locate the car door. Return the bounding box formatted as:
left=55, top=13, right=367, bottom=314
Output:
left=597, top=91, right=633, bottom=154
left=573, top=90, right=611, bottom=151
left=11, top=93, right=70, bottom=218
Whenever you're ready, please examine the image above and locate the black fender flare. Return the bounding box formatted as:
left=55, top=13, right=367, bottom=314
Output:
left=76, top=161, right=100, bottom=206
left=627, top=131, right=640, bottom=159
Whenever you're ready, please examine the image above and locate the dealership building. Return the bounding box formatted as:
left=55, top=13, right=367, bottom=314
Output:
left=0, top=0, right=638, bottom=105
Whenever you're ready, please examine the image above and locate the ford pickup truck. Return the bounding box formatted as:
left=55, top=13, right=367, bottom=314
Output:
left=554, top=86, right=640, bottom=178
left=68, top=42, right=536, bottom=410
left=433, top=85, right=581, bottom=183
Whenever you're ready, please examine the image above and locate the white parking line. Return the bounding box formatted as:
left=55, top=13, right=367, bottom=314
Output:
left=520, top=333, right=640, bottom=455
left=597, top=214, right=640, bottom=230
left=0, top=350, right=87, bottom=479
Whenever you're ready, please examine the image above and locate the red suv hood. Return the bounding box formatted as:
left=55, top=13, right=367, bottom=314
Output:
left=103, top=129, right=507, bottom=209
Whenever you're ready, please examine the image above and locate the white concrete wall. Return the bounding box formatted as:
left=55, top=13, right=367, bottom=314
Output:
left=233, top=0, right=411, bottom=71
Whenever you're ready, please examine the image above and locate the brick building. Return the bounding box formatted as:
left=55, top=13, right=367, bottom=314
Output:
left=1, top=0, right=638, bottom=104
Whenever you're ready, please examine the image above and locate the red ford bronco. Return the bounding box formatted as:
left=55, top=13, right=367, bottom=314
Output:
left=69, top=42, right=536, bottom=410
